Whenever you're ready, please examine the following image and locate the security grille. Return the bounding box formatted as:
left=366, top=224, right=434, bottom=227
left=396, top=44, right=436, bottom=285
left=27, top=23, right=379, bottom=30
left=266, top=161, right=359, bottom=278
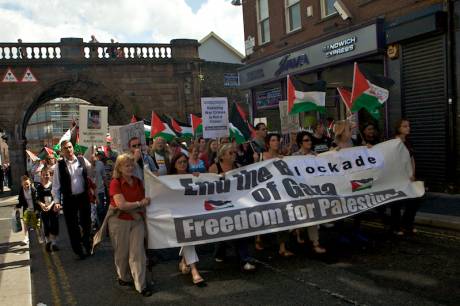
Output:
left=401, top=34, right=447, bottom=187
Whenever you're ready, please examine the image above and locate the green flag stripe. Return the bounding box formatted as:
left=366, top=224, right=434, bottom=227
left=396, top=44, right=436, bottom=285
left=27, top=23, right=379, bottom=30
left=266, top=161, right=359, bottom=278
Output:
left=290, top=101, right=326, bottom=114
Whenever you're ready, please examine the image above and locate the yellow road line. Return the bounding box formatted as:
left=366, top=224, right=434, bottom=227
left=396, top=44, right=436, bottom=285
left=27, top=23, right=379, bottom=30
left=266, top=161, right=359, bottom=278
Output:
left=40, top=246, right=62, bottom=306
left=52, top=253, right=77, bottom=306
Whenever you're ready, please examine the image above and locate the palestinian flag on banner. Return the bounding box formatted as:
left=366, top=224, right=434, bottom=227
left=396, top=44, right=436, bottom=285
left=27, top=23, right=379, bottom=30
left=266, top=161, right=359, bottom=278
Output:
left=190, top=114, right=203, bottom=136
left=351, top=178, right=374, bottom=192
left=38, top=147, right=55, bottom=160
left=229, top=103, right=251, bottom=143
left=229, top=123, right=246, bottom=144
left=337, top=87, right=352, bottom=111
left=287, top=75, right=326, bottom=114
left=351, top=63, right=393, bottom=119
left=151, top=112, right=176, bottom=141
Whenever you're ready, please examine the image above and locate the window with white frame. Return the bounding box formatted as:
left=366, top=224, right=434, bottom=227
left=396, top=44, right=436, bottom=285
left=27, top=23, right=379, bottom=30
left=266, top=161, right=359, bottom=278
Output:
left=321, top=0, right=337, bottom=18
left=285, top=0, right=301, bottom=32
left=257, top=0, right=270, bottom=44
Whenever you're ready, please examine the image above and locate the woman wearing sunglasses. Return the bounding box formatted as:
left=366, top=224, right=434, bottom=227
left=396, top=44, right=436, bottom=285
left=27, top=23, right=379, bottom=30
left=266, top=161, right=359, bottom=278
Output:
left=291, top=131, right=326, bottom=254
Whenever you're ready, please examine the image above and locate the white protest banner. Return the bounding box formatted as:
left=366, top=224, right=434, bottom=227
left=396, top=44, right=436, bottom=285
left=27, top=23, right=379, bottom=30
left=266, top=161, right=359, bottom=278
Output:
left=145, top=139, right=424, bottom=249
left=108, top=125, right=122, bottom=151
left=201, top=97, right=229, bottom=139
left=117, top=121, right=146, bottom=153
left=79, top=105, right=108, bottom=147
left=279, top=100, right=299, bottom=135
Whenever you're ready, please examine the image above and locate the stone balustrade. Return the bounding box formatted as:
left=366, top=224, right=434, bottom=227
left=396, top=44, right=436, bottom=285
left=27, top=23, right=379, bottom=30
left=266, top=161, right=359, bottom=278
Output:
left=0, top=38, right=198, bottom=62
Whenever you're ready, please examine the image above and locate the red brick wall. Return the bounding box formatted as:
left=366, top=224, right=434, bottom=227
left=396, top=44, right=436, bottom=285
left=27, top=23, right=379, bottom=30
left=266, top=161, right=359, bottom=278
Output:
left=243, top=0, right=443, bottom=63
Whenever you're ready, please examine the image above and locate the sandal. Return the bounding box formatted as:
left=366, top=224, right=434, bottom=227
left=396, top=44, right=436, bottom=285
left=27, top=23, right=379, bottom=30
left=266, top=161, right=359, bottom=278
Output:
left=255, top=236, right=264, bottom=251
left=192, top=276, right=207, bottom=287
left=179, top=261, right=191, bottom=274
left=278, top=250, right=295, bottom=257
left=312, top=245, right=326, bottom=254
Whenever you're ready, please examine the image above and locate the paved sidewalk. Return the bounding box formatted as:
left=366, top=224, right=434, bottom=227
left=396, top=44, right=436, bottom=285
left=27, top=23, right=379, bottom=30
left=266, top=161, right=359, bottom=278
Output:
left=0, top=194, right=32, bottom=306
left=416, top=192, right=460, bottom=231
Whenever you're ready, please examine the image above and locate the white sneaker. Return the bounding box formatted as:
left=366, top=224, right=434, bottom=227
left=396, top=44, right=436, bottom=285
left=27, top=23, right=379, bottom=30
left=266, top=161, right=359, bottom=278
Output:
left=242, top=262, right=256, bottom=271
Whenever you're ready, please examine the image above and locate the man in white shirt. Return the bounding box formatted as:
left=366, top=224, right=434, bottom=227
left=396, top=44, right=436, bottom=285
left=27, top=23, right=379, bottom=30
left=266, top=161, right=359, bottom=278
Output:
left=52, top=140, right=92, bottom=260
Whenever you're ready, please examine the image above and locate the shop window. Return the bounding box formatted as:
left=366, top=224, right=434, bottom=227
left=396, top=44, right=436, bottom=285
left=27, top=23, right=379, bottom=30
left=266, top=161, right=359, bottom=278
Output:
left=257, top=0, right=270, bottom=45
left=320, top=0, right=337, bottom=18
left=285, top=0, right=301, bottom=33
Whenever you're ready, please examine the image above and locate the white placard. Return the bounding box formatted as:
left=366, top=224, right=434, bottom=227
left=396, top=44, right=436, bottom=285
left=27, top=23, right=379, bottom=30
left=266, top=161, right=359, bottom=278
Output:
left=253, top=117, right=267, bottom=126
left=201, top=97, right=229, bottom=139
left=79, top=105, right=108, bottom=147
left=279, top=100, right=300, bottom=135
left=118, top=121, right=146, bottom=153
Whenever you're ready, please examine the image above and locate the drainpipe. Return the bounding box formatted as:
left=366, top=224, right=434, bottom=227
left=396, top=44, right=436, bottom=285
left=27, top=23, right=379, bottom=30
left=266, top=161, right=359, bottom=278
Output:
left=445, top=0, right=457, bottom=192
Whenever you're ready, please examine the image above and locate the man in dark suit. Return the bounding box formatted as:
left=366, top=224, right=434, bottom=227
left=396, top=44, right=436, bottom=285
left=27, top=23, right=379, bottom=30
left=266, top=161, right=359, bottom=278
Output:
left=52, top=140, right=92, bottom=259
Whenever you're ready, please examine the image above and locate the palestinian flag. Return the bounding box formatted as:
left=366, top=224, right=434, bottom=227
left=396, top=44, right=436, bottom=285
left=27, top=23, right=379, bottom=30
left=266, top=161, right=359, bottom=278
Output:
left=74, top=143, right=88, bottom=155
left=190, top=114, right=203, bottom=136
left=144, top=124, right=151, bottom=139
left=38, top=147, right=55, bottom=160
left=204, top=200, right=233, bottom=211
left=229, top=123, right=247, bottom=144
left=337, top=87, right=352, bottom=111
left=26, top=150, right=39, bottom=162
left=287, top=75, right=326, bottom=114
left=151, top=112, right=176, bottom=141
left=130, top=114, right=138, bottom=123
left=351, top=178, right=374, bottom=192
left=351, top=63, right=392, bottom=119
left=229, top=103, right=251, bottom=142
left=165, top=116, right=193, bottom=139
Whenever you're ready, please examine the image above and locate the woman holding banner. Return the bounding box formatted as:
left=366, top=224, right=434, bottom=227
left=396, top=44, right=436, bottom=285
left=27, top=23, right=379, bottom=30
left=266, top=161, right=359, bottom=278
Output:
left=292, top=131, right=326, bottom=254
left=331, top=121, right=368, bottom=245
left=209, top=144, right=256, bottom=271
left=169, top=152, right=206, bottom=286
left=256, top=133, right=295, bottom=257
left=391, top=119, right=420, bottom=235
left=108, top=154, right=153, bottom=297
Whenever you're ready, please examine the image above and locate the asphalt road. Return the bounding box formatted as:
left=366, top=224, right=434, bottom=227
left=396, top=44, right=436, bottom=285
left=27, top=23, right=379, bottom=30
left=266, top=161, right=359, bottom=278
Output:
left=25, top=209, right=460, bottom=306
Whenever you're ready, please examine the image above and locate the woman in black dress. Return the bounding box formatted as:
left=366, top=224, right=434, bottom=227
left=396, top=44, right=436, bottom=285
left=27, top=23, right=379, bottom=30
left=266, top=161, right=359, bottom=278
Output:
left=36, top=166, right=59, bottom=252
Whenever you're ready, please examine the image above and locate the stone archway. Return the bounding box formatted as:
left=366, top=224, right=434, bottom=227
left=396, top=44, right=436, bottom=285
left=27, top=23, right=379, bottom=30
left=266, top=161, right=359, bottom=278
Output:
left=8, top=77, right=129, bottom=192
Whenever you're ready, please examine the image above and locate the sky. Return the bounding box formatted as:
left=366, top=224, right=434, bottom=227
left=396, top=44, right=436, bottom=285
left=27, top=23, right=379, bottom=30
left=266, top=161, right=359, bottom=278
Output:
left=0, top=0, right=245, bottom=53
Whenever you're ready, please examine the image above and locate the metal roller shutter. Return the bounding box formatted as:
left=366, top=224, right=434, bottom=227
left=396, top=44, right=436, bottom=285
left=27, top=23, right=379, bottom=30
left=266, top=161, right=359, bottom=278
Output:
left=401, top=35, right=447, bottom=188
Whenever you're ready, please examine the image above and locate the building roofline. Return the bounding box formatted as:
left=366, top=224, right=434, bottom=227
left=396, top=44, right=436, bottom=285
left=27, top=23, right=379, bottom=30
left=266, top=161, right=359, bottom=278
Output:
left=199, top=31, right=244, bottom=60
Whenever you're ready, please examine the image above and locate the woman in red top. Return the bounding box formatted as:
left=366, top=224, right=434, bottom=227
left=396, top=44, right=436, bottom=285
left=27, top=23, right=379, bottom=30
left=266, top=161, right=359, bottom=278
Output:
left=108, top=154, right=152, bottom=297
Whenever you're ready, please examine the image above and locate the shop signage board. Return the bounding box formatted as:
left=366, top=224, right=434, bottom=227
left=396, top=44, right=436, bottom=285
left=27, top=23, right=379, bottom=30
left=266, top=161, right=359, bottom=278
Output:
left=239, top=23, right=380, bottom=88
left=255, top=87, right=282, bottom=109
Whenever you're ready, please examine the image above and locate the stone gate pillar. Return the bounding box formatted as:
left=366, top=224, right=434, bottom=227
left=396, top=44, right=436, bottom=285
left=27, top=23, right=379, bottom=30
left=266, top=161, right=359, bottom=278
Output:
left=8, top=133, right=27, bottom=194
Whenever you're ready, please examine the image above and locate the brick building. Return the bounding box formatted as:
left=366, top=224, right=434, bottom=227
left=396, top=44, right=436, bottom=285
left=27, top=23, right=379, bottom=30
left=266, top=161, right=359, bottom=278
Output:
left=238, top=0, right=459, bottom=191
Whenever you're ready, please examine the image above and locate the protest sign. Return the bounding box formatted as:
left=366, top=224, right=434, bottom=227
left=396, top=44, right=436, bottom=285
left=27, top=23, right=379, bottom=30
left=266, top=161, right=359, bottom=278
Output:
left=115, top=121, right=146, bottom=153
left=145, top=139, right=425, bottom=249
left=79, top=105, right=108, bottom=146
left=201, top=97, right=229, bottom=139
left=279, top=100, right=299, bottom=135
left=108, top=125, right=122, bottom=151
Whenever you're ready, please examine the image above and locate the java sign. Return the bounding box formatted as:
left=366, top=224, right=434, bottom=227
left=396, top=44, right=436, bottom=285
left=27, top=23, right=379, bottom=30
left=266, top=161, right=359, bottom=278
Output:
left=145, top=139, right=424, bottom=249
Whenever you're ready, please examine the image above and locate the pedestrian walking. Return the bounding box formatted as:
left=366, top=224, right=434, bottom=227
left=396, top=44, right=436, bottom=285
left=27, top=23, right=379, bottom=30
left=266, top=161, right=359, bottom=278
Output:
left=209, top=144, right=256, bottom=271
left=36, top=167, right=59, bottom=252
left=16, top=176, right=41, bottom=244
left=391, top=118, right=421, bottom=235
left=108, top=153, right=153, bottom=296
left=169, top=153, right=206, bottom=286
left=291, top=131, right=326, bottom=254
left=52, top=140, right=92, bottom=259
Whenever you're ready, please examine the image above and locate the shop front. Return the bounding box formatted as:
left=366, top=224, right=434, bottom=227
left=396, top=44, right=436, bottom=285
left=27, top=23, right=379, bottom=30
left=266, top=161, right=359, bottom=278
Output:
left=239, top=21, right=385, bottom=132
